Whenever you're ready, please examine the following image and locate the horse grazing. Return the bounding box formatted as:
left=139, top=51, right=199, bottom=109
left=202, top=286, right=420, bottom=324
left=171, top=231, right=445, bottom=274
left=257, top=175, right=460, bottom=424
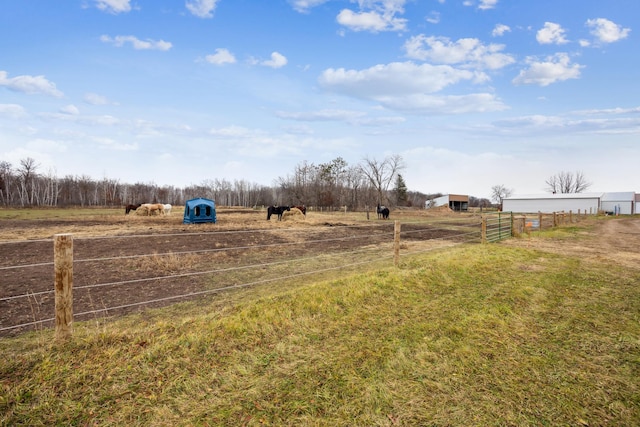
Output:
left=125, top=203, right=141, bottom=214
left=163, top=204, right=172, bottom=215
left=267, top=205, right=290, bottom=221
left=139, top=203, right=165, bottom=216
left=148, top=203, right=165, bottom=215
left=293, top=205, right=306, bottom=216
left=377, top=203, right=390, bottom=220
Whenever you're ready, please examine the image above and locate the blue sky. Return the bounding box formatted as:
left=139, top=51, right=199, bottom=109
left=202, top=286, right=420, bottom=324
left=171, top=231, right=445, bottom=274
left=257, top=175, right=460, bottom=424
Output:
left=0, top=0, right=638, bottom=199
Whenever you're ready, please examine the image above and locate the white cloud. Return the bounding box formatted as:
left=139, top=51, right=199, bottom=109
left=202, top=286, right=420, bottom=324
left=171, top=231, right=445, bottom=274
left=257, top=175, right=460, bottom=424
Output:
left=319, top=62, right=485, bottom=97
left=425, top=11, right=440, bottom=24
left=536, top=22, right=569, bottom=45
left=84, top=93, right=110, bottom=105
left=492, top=24, right=510, bottom=37
left=276, top=109, right=405, bottom=126
left=376, top=92, right=507, bottom=114
left=209, top=125, right=263, bottom=138
left=0, top=104, right=27, bottom=118
left=317, top=61, right=505, bottom=113
left=492, top=109, right=640, bottom=136
left=512, top=53, right=583, bottom=87
left=27, top=138, right=68, bottom=153
left=100, top=35, right=172, bottom=51
left=478, top=0, right=498, bottom=10
left=60, top=105, right=80, bottom=115
left=261, top=52, right=288, bottom=68
left=463, top=0, right=498, bottom=10
left=586, top=18, right=631, bottom=44
left=288, top=0, right=329, bottom=13
left=335, top=0, right=408, bottom=32
left=94, top=137, right=138, bottom=151
left=337, top=9, right=407, bottom=32
left=38, top=111, right=120, bottom=126
left=277, top=109, right=366, bottom=122
left=404, top=35, right=515, bottom=70
left=95, top=0, right=131, bottom=14
left=0, top=71, right=64, bottom=97
left=205, top=48, right=237, bottom=65
left=186, top=0, right=221, bottom=18
left=574, top=106, right=640, bottom=115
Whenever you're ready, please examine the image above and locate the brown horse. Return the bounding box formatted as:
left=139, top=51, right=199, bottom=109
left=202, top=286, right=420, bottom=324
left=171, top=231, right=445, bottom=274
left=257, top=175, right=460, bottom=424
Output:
left=125, top=203, right=141, bottom=214
left=293, top=205, right=306, bottom=216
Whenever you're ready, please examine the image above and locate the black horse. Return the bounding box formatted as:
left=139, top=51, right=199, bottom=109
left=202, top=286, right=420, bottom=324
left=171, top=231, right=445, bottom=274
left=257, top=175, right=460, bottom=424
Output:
left=377, top=203, right=390, bottom=220
left=125, top=203, right=142, bottom=214
left=267, top=205, right=290, bottom=221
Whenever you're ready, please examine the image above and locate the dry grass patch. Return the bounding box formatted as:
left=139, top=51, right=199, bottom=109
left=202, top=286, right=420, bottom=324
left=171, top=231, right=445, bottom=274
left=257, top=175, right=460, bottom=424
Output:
left=2, top=233, right=639, bottom=426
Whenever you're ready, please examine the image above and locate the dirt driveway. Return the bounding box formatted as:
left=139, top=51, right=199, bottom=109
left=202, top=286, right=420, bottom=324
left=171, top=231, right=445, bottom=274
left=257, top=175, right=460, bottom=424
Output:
left=502, top=216, right=640, bottom=270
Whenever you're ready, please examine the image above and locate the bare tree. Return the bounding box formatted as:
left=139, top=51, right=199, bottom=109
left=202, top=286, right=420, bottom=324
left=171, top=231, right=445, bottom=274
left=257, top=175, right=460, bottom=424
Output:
left=17, top=157, right=39, bottom=206
left=359, top=154, right=405, bottom=206
left=491, top=184, right=513, bottom=209
left=277, top=161, right=316, bottom=206
left=545, top=171, right=592, bottom=194
left=0, top=161, right=13, bottom=206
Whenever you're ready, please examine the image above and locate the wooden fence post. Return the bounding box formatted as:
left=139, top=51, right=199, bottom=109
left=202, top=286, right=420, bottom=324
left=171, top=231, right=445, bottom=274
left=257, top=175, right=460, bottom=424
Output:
left=510, top=212, right=515, bottom=237
left=54, top=233, right=74, bottom=341
left=538, top=212, right=543, bottom=230
left=394, top=220, right=401, bottom=267
left=481, top=216, right=487, bottom=243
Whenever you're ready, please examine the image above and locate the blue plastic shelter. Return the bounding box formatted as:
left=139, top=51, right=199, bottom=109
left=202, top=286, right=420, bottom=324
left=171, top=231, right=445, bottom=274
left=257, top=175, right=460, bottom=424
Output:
left=183, top=198, right=216, bottom=224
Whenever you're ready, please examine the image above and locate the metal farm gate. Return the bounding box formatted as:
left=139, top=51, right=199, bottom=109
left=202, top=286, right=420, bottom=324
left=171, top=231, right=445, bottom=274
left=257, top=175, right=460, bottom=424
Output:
left=482, top=212, right=513, bottom=243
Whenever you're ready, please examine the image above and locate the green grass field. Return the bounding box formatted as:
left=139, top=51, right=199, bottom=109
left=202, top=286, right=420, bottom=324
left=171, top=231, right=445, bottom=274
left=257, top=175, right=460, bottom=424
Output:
left=1, top=224, right=639, bottom=426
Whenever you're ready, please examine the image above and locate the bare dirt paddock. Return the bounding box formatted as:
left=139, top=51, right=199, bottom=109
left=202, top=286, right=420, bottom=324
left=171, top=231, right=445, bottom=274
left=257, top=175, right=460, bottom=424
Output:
left=0, top=207, right=478, bottom=337
left=4, top=208, right=637, bottom=338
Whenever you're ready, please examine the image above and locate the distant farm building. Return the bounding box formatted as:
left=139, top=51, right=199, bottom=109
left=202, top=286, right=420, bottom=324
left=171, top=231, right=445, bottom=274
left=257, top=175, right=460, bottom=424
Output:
left=600, top=192, right=636, bottom=215
left=183, top=198, right=217, bottom=224
left=426, top=194, right=469, bottom=211
left=502, top=192, right=637, bottom=214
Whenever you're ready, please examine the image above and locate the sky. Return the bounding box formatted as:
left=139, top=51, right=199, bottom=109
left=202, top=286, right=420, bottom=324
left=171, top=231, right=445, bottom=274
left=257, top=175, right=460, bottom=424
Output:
left=0, top=0, right=638, bottom=200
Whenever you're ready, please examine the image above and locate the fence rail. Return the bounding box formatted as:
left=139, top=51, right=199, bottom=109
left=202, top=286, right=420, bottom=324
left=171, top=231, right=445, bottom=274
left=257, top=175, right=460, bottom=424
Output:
left=481, top=210, right=590, bottom=243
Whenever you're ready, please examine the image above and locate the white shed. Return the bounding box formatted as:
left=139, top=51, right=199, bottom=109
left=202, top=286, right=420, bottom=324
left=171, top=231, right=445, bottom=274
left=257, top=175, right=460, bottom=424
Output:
left=600, top=192, right=636, bottom=215
left=502, top=193, right=602, bottom=214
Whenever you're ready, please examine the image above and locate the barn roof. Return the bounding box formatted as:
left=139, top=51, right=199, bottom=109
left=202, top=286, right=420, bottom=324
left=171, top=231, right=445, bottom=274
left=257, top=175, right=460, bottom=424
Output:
left=600, top=192, right=636, bottom=201
left=505, top=192, right=603, bottom=200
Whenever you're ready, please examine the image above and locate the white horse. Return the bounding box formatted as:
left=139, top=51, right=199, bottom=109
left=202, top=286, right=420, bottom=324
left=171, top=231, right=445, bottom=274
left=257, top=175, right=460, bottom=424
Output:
left=163, top=204, right=172, bottom=215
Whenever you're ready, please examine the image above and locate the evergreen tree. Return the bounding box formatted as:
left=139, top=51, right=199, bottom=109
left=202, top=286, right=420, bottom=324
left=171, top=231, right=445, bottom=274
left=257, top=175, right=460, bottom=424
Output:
left=394, top=174, right=408, bottom=206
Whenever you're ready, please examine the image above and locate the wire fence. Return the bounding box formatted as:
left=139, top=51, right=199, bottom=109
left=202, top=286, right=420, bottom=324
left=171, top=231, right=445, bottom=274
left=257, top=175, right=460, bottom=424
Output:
left=0, top=218, right=483, bottom=336
left=1, top=211, right=593, bottom=337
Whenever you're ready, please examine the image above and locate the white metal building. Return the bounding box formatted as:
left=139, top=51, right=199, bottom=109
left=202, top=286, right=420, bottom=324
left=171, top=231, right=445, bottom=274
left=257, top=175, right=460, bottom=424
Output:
left=502, top=193, right=603, bottom=214
left=600, top=192, right=636, bottom=215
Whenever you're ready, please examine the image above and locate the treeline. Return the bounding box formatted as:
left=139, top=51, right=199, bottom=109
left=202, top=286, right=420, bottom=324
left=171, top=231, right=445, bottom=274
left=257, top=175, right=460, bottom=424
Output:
left=0, top=156, right=490, bottom=210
